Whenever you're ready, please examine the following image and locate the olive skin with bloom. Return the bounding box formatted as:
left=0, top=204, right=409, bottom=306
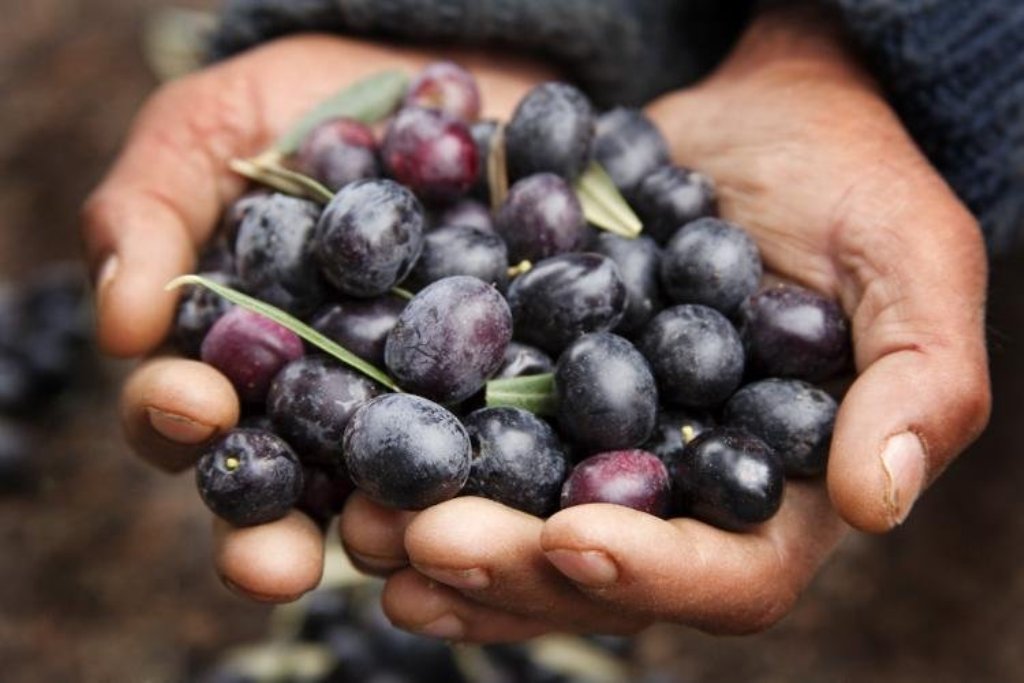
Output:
left=405, top=225, right=510, bottom=292
left=504, top=82, right=595, bottom=181
left=508, top=253, right=627, bottom=356
left=314, top=179, right=425, bottom=298
left=561, top=449, right=671, bottom=517
left=495, top=173, right=587, bottom=263
left=637, top=305, right=745, bottom=410
left=723, top=378, right=837, bottom=477
left=593, top=107, right=671, bottom=195
left=630, top=165, right=717, bottom=244
left=235, top=193, right=326, bottom=316
left=385, top=276, right=512, bottom=405
left=738, top=284, right=852, bottom=382
left=673, top=427, right=784, bottom=531
left=590, top=232, right=665, bottom=335
left=293, top=117, right=380, bottom=191
left=310, top=295, right=407, bottom=367
left=343, top=394, right=471, bottom=510
left=404, top=61, right=482, bottom=121
left=462, top=407, right=570, bottom=517
left=381, top=107, right=479, bottom=204
left=554, top=333, right=658, bottom=454
left=200, top=308, right=304, bottom=405
left=196, top=429, right=304, bottom=527
left=660, top=217, right=762, bottom=316
left=267, top=356, right=385, bottom=467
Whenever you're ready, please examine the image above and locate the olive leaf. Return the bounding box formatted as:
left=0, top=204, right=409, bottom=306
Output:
left=575, top=161, right=643, bottom=238
left=272, top=69, right=409, bottom=155
left=166, top=275, right=400, bottom=391
left=229, top=155, right=335, bottom=204
left=485, top=373, right=557, bottom=416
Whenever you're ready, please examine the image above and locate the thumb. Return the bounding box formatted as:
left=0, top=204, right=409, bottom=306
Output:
left=80, top=66, right=259, bottom=357
left=827, top=177, right=991, bottom=532
left=81, top=35, right=551, bottom=358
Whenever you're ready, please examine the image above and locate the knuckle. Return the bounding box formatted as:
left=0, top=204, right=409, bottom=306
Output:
left=958, top=371, right=992, bottom=440
left=379, top=570, right=426, bottom=629
left=79, top=190, right=116, bottom=249
left=699, top=592, right=796, bottom=636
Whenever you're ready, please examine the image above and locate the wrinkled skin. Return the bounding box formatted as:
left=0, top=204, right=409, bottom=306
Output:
left=83, top=4, right=989, bottom=640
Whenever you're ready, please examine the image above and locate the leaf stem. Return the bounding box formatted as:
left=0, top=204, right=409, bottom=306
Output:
left=487, top=124, right=510, bottom=211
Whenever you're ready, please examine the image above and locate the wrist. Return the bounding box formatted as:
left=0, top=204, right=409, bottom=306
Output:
left=715, top=1, right=870, bottom=86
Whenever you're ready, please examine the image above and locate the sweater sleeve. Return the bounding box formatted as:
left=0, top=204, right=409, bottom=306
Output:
left=827, top=0, right=1024, bottom=253
left=208, top=0, right=753, bottom=108
left=207, top=0, right=1024, bottom=253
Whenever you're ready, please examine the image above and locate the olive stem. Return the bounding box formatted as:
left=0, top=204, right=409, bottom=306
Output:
left=507, top=260, right=533, bottom=279
left=487, top=124, right=510, bottom=211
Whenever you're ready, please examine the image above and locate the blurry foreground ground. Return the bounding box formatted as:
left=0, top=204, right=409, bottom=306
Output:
left=0, top=1, right=1021, bottom=681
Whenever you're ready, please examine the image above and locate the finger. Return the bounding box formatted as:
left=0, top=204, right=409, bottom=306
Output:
left=120, top=357, right=240, bottom=472
left=540, top=482, right=847, bottom=635
left=403, top=497, right=647, bottom=634
left=82, top=35, right=551, bottom=358
left=829, top=179, right=991, bottom=532
left=81, top=66, right=258, bottom=357
left=338, top=492, right=417, bottom=576
left=214, top=510, right=325, bottom=603
left=381, top=568, right=555, bottom=643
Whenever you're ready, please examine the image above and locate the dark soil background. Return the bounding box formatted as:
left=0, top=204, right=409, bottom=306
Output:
left=1, top=2, right=1021, bottom=682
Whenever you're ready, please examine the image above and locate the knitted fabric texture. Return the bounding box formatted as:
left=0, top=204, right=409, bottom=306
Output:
left=209, top=0, right=1024, bottom=252
left=827, top=0, right=1024, bottom=251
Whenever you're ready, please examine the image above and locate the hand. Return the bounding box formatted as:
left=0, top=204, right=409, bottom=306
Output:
left=81, top=34, right=552, bottom=601
left=339, top=5, right=991, bottom=641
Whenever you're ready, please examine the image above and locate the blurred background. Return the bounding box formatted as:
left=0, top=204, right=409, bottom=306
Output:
left=1, top=1, right=1022, bottom=681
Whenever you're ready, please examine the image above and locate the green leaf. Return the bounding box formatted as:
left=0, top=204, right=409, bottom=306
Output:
left=166, top=275, right=400, bottom=391
left=273, top=70, right=409, bottom=155
left=575, top=161, right=643, bottom=238
left=485, top=373, right=557, bottom=416
left=229, top=155, right=334, bottom=204
left=390, top=287, right=415, bottom=301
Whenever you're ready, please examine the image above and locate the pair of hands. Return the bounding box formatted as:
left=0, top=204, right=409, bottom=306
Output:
left=82, top=5, right=990, bottom=641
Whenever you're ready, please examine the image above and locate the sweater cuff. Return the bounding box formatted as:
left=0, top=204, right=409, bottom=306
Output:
left=827, top=0, right=1024, bottom=253
left=208, top=0, right=753, bottom=108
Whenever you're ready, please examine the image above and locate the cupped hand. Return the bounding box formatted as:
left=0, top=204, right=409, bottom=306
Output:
left=81, top=35, right=552, bottom=601
left=85, top=5, right=991, bottom=640
left=340, top=5, right=990, bottom=641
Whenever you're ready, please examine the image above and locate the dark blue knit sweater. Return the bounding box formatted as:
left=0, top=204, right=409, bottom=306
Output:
left=209, top=0, right=1024, bottom=253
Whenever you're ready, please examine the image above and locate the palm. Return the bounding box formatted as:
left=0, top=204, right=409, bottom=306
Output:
left=339, top=41, right=989, bottom=641
left=83, top=24, right=989, bottom=641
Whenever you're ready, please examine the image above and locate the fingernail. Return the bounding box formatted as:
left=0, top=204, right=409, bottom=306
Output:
left=414, top=565, right=491, bottom=590
left=146, top=407, right=216, bottom=445
left=417, top=614, right=465, bottom=640
left=95, top=254, right=119, bottom=304
left=221, top=575, right=300, bottom=604
left=346, top=549, right=409, bottom=576
left=545, top=549, right=619, bottom=587
left=880, top=432, right=927, bottom=526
